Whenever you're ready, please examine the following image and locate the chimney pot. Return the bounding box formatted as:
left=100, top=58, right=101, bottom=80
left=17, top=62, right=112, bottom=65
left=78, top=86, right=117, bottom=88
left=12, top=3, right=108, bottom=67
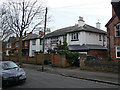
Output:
left=96, top=21, right=101, bottom=29
left=78, top=16, right=85, bottom=27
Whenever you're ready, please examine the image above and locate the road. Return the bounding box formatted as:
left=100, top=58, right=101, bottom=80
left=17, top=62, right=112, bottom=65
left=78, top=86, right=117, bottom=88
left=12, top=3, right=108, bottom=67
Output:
left=3, top=68, right=118, bottom=88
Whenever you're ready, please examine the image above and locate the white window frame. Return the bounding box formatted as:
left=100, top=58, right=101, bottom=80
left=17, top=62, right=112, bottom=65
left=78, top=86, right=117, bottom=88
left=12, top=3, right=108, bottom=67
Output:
left=32, top=40, right=36, bottom=45
left=16, top=42, right=19, bottom=47
left=116, top=46, right=120, bottom=58
left=115, top=24, right=120, bottom=37
left=32, top=50, right=35, bottom=56
left=25, top=41, right=28, bottom=46
left=71, top=33, right=79, bottom=41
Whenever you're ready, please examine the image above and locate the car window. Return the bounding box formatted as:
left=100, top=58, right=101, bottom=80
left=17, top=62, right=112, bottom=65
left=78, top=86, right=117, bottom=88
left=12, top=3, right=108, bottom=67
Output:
left=2, top=62, right=18, bottom=70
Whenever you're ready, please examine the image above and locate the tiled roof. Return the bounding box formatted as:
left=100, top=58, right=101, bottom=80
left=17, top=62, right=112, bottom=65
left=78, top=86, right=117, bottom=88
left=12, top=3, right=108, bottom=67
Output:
left=69, top=44, right=107, bottom=51
left=45, top=24, right=106, bottom=38
left=22, top=34, right=39, bottom=41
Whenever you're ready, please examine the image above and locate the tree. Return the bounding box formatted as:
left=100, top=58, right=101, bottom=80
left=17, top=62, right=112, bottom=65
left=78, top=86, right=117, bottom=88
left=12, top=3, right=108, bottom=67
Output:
left=0, top=4, right=14, bottom=41
left=0, top=0, right=46, bottom=64
left=57, top=39, right=69, bottom=50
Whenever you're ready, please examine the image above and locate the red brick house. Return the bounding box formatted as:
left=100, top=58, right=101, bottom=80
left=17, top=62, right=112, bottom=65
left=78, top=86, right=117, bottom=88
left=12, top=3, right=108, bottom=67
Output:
left=105, top=4, right=120, bottom=61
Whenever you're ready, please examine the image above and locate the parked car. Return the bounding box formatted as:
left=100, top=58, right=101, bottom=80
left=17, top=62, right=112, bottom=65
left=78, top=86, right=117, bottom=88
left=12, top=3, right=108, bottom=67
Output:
left=0, top=61, right=26, bottom=86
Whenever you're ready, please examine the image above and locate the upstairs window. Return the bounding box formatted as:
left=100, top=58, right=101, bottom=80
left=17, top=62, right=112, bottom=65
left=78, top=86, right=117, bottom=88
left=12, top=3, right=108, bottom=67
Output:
left=99, top=34, right=102, bottom=41
left=116, top=46, right=120, bottom=58
left=103, top=35, right=106, bottom=42
left=25, top=41, right=28, bottom=46
left=115, top=24, right=120, bottom=37
left=40, top=39, right=43, bottom=45
left=16, top=42, right=19, bottom=47
left=71, top=33, right=79, bottom=41
left=32, top=40, right=36, bottom=45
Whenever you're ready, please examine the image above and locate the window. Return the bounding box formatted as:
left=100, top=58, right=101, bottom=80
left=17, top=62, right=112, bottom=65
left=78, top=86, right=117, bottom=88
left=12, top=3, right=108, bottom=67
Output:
left=116, top=46, right=120, bottom=58
left=115, top=24, right=120, bottom=37
left=99, top=34, right=102, bottom=41
left=40, top=39, right=43, bottom=45
left=25, top=41, right=28, bottom=46
left=32, top=40, right=36, bottom=45
left=16, top=42, right=19, bottom=47
left=71, top=33, right=79, bottom=41
left=32, top=50, right=35, bottom=56
left=103, top=35, right=106, bottom=41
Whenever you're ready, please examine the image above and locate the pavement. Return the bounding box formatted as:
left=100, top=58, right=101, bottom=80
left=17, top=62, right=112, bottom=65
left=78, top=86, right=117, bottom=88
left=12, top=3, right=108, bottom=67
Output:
left=22, top=63, right=120, bottom=86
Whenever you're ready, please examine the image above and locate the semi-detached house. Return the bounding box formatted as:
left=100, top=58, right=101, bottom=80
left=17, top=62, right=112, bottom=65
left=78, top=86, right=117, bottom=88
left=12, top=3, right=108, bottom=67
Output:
left=45, top=17, right=107, bottom=58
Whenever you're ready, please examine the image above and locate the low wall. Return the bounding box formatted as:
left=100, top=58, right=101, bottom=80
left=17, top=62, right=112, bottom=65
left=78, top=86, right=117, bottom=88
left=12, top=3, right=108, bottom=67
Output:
left=80, top=55, right=119, bottom=73
left=51, top=53, right=70, bottom=67
left=3, top=53, right=70, bottom=67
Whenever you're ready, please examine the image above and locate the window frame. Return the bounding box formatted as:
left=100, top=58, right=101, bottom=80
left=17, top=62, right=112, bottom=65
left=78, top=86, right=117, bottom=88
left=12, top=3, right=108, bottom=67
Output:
left=99, top=34, right=102, bottom=41
left=25, top=41, right=28, bottom=46
left=71, top=32, right=79, bottom=41
left=32, top=40, right=36, bottom=45
left=32, top=50, right=35, bottom=56
left=115, top=24, right=120, bottom=37
left=116, top=46, right=120, bottom=59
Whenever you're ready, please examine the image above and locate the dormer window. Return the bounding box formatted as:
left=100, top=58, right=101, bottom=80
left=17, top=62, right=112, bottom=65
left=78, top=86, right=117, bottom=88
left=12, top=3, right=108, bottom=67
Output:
left=115, top=23, right=120, bottom=37
left=71, top=33, right=79, bottom=41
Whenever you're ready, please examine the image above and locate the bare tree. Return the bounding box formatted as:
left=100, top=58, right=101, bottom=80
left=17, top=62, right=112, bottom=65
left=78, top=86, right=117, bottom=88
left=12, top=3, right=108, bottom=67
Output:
left=0, top=4, right=14, bottom=41
left=1, top=0, right=46, bottom=64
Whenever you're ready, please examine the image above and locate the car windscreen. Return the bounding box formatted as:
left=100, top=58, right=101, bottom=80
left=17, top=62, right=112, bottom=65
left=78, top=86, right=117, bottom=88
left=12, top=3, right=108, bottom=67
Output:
left=2, top=62, right=18, bottom=70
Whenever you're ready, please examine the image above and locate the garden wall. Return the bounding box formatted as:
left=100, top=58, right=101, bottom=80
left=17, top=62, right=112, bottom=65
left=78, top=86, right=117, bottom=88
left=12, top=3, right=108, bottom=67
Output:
left=80, top=55, right=119, bottom=73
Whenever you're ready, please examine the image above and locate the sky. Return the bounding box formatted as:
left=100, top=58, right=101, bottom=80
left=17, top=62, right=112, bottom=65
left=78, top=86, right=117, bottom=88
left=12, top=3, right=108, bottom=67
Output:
left=46, top=0, right=112, bottom=31
left=0, top=0, right=112, bottom=32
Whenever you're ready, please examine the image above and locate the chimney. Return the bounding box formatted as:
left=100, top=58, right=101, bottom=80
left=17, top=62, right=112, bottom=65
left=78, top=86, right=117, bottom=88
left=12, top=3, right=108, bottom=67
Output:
left=96, top=21, right=101, bottom=29
left=78, top=16, right=85, bottom=27
left=39, top=31, right=44, bottom=35
left=24, top=31, right=26, bottom=37
left=29, top=32, right=32, bottom=35
left=16, top=34, right=19, bottom=40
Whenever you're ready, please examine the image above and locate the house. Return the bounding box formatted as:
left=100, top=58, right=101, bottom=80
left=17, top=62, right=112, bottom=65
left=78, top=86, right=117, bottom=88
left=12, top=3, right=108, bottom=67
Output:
left=29, top=31, right=44, bottom=57
left=105, top=1, right=120, bottom=61
left=5, top=37, right=16, bottom=56
left=45, top=17, right=107, bottom=58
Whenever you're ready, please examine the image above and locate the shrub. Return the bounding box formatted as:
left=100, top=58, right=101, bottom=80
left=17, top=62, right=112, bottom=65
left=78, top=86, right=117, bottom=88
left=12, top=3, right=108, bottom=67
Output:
left=58, top=50, right=80, bottom=66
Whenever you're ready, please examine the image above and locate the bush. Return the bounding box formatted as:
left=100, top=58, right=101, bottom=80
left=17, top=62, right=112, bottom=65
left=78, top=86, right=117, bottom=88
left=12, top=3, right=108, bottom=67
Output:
left=58, top=50, right=80, bottom=66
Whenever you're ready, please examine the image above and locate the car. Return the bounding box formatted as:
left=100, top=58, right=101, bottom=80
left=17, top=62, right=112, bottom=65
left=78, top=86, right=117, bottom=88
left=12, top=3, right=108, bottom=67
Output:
left=0, top=61, right=26, bottom=86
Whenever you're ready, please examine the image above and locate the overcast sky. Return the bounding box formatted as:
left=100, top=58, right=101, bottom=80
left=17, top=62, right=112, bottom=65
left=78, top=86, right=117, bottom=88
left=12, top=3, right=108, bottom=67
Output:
left=0, top=0, right=112, bottom=32
left=46, top=0, right=112, bottom=31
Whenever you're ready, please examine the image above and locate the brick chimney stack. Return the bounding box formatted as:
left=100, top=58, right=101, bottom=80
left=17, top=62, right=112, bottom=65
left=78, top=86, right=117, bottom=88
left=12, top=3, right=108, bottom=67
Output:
left=16, top=34, right=19, bottom=40
left=39, top=31, right=44, bottom=35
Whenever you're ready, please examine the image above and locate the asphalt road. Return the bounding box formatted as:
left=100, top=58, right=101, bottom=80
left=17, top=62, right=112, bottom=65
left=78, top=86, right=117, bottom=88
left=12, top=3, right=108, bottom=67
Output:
left=3, top=68, right=118, bottom=88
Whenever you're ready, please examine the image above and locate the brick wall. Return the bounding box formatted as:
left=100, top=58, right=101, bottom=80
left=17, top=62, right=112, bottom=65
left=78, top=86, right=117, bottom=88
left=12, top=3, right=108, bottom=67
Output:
left=51, top=53, right=70, bottom=67
left=88, top=50, right=108, bottom=60
left=106, top=15, right=120, bottom=61
left=80, top=55, right=119, bottom=73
